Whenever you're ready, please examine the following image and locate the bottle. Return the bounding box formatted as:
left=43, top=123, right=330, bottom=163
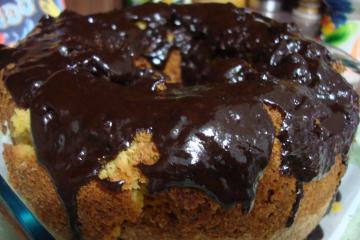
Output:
left=248, top=0, right=282, bottom=13
left=247, top=0, right=294, bottom=29
left=292, top=0, right=322, bottom=37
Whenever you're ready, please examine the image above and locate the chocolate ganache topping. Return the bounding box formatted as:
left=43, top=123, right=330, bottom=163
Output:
left=1, top=3, right=359, bottom=235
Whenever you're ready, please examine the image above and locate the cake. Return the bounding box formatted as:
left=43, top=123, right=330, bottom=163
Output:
left=0, top=3, right=359, bottom=240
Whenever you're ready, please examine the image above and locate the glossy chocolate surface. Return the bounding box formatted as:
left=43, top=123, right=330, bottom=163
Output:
left=286, top=182, right=303, bottom=227
left=1, top=3, right=359, bottom=236
left=306, top=225, right=324, bottom=240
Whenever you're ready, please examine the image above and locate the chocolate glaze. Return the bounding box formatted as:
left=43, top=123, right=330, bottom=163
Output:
left=286, top=181, right=304, bottom=227
left=0, top=44, right=15, bottom=69
left=306, top=225, right=324, bottom=240
left=0, top=3, right=359, bottom=237
left=336, top=191, right=342, bottom=201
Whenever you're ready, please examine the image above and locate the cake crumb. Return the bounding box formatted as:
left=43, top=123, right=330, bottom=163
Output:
left=10, top=109, right=32, bottom=144
left=135, top=21, right=147, bottom=30
left=332, top=61, right=346, bottom=73
left=98, top=131, right=159, bottom=191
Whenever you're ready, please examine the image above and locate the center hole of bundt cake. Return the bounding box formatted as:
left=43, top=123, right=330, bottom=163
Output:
left=130, top=19, right=260, bottom=91
left=133, top=48, right=258, bottom=94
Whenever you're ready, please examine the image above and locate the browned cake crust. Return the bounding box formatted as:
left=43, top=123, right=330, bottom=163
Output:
left=0, top=70, right=15, bottom=133
left=1, top=75, right=345, bottom=239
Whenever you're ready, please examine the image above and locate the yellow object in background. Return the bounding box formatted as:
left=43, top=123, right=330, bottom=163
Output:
left=39, top=0, right=62, bottom=17
left=351, top=37, right=360, bottom=59
left=322, top=16, right=336, bottom=36
left=332, top=201, right=343, bottom=214
left=192, top=0, right=245, bottom=7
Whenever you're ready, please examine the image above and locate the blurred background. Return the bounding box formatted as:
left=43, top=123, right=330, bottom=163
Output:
left=0, top=0, right=358, bottom=48
left=0, top=0, right=358, bottom=52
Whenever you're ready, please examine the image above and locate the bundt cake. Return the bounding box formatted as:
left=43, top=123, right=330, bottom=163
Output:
left=0, top=3, right=359, bottom=240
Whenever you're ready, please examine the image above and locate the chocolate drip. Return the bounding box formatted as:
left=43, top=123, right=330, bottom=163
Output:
left=0, top=44, right=16, bottom=69
left=306, top=225, right=324, bottom=240
left=99, top=179, right=124, bottom=192
left=0, top=3, right=359, bottom=237
left=286, top=181, right=304, bottom=227
left=335, top=191, right=342, bottom=201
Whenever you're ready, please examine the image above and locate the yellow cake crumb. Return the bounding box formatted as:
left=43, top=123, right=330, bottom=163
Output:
left=166, top=32, right=174, bottom=43
left=10, top=108, right=32, bottom=144
left=135, top=21, right=147, bottom=30
left=98, top=131, right=159, bottom=191
left=163, top=50, right=182, bottom=84
left=332, top=61, right=346, bottom=73
left=11, top=143, right=36, bottom=160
